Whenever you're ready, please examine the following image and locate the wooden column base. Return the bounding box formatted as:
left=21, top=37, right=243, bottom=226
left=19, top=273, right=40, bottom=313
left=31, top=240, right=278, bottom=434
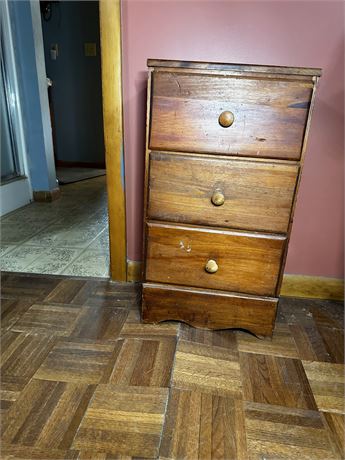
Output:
left=127, top=260, right=142, bottom=282
left=33, top=187, right=61, bottom=203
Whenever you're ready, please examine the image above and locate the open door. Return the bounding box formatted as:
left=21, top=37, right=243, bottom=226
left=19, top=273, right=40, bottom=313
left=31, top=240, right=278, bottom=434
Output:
left=0, top=0, right=32, bottom=216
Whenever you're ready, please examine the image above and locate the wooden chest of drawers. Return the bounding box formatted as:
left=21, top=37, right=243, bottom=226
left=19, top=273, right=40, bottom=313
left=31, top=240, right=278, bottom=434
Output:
left=141, top=59, right=321, bottom=337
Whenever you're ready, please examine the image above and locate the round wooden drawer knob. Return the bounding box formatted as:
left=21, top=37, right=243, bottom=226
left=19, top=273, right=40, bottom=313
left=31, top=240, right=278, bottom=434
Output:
left=205, top=259, right=218, bottom=274
left=218, top=110, right=234, bottom=127
left=211, top=191, right=225, bottom=206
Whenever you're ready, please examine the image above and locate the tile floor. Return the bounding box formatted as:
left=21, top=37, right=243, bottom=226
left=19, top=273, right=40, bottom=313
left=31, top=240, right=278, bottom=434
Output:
left=1, top=177, right=110, bottom=277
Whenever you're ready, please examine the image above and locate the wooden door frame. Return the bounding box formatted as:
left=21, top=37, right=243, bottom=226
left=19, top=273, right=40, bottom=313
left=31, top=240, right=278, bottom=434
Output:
left=99, top=0, right=127, bottom=281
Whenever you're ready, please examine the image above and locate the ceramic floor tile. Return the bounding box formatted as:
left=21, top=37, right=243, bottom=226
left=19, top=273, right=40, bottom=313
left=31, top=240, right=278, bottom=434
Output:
left=26, top=221, right=104, bottom=249
left=1, top=222, right=46, bottom=244
left=54, top=211, right=107, bottom=228
left=1, top=178, right=109, bottom=277
left=62, top=249, right=110, bottom=277
left=3, top=210, right=59, bottom=226
left=23, top=247, right=82, bottom=275
left=52, top=214, right=93, bottom=227
left=24, top=224, right=76, bottom=247
left=52, top=227, right=103, bottom=249
left=87, top=228, right=110, bottom=250
left=0, top=244, right=16, bottom=257
left=2, top=205, right=56, bottom=223
left=1, top=246, right=43, bottom=272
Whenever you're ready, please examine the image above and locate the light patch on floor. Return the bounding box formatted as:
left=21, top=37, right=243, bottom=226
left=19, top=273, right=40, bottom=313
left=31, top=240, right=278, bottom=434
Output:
left=0, top=177, right=110, bottom=277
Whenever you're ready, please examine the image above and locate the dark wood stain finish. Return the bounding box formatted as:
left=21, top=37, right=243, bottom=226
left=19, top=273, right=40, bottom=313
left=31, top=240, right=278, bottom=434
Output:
left=142, top=59, right=320, bottom=337
left=160, top=388, right=248, bottom=460
left=147, top=58, right=322, bottom=77
left=142, top=283, right=277, bottom=337
left=148, top=152, right=299, bottom=233
left=150, top=71, right=313, bottom=160
left=145, top=222, right=285, bottom=296
left=0, top=272, right=343, bottom=458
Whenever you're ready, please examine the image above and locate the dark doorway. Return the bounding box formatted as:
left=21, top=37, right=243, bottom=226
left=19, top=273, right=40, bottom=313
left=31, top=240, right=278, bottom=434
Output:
left=41, top=1, right=105, bottom=184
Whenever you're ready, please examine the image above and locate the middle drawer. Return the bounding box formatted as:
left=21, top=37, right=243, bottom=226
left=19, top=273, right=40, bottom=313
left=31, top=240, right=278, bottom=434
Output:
left=145, top=222, right=286, bottom=296
left=147, top=152, right=298, bottom=233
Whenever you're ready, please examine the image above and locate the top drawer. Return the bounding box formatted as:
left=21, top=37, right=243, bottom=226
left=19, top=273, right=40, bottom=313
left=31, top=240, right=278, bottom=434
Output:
left=149, top=71, right=313, bottom=160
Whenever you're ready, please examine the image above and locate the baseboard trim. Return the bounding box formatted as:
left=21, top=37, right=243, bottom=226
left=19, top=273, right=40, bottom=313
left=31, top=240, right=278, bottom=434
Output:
left=127, top=262, right=343, bottom=300
left=33, top=187, right=61, bottom=202
left=127, top=260, right=142, bottom=282
left=281, top=274, right=344, bottom=301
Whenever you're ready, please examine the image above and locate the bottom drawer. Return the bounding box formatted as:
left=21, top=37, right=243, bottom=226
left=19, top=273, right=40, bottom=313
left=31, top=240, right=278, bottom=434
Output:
left=142, top=283, right=278, bottom=337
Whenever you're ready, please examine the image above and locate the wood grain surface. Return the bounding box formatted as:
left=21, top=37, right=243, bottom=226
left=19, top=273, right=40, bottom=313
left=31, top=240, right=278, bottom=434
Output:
left=143, top=60, right=320, bottom=338
left=302, top=361, right=345, bottom=414
left=240, top=352, right=318, bottom=410
left=34, top=340, right=118, bottom=384
left=108, top=337, right=176, bottom=387
left=145, top=222, right=286, bottom=296
left=281, top=274, right=344, bottom=301
left=1, top=271, right=343, bottom=459
left=322, top=412, right=345, bottom=459
left=2, top=378, right=96, bottom=449
left=148, top=58, right=322, bottom=77
left=99, top=0, right=127, bottom=281
left=160, top=388, right=248, bottom=460
left=73, top=385, right=169, bottom=458
left=148, top=152, right=299, bottom=233
left=172, top=340, right=242, bottom=397
left=244, top=402, right=339, bottom=460
left=149, top=71, right=313, bottom=159
left=142, top=283, right=278, bottom=336
left=237, top=322, right=299, bottom=358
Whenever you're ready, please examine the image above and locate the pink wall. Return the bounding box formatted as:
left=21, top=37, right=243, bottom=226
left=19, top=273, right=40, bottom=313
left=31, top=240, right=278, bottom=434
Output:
left=121, top=0, right=344, bottom=278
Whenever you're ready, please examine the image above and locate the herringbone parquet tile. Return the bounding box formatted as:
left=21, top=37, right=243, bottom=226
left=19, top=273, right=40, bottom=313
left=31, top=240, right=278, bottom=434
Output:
left=0, top=272, right=344, bottom=459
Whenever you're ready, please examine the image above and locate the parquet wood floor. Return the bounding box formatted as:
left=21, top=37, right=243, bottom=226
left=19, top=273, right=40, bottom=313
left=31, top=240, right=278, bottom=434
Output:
left=1, top=272, right=344, bottom=459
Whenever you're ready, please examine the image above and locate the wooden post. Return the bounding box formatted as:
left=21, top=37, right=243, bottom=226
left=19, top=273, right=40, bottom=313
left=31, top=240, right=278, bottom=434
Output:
left=99, top=0, right=127, bottom=281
